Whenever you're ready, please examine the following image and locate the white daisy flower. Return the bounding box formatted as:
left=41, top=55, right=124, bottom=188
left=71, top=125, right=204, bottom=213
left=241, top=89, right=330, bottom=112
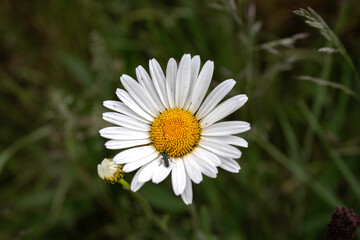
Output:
left=97, top=158, right=124, bottom=184
left=100, top=54, right=250, bottom=204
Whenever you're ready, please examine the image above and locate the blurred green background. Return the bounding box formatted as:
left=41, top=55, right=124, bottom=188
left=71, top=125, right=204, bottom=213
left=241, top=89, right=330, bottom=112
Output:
left=1, top=0, right=360, bottom=239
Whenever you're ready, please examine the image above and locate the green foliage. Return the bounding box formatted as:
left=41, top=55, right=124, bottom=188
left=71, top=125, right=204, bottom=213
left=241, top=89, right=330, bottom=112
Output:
left=1, top=0, right=360, bottom=239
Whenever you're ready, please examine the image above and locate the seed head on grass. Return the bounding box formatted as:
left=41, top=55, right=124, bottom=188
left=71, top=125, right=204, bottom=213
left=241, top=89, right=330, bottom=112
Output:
left=293, top=7, right=360, bottom=90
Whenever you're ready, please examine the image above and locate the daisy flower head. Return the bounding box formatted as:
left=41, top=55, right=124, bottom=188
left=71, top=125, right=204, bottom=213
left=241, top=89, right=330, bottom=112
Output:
left=97, top=158, right=124, bottom=184
left=99, top=54, right=250, bottom=204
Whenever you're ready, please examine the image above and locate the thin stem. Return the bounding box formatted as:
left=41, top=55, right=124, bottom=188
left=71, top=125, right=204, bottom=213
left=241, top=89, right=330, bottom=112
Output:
left=119, top=179, right=183, bottom=240
left=189, top=204, right=207, bottom=240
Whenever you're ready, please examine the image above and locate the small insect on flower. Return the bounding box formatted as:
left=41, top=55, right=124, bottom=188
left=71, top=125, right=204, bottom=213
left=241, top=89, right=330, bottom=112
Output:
left=100, top=54, right=250, bottom=204
left=161, top=150, right=170, bottom=167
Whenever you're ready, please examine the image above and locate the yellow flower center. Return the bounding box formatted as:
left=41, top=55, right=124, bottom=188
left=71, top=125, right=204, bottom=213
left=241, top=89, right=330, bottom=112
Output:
left=150, top=108, right=201, bottom=158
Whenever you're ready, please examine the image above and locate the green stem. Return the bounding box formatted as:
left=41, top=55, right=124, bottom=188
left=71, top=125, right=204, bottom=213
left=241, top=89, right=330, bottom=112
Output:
left=119, top=178, right=130, bottom=189
left=189, top=204, right=206, bottom=240
left=256, top=130, right=342, bottom=207
left=303, top=56, right=332, bottom=160
left=298, top=101, right=360, bottom=201
left=119, top=179, right=183, bottom=240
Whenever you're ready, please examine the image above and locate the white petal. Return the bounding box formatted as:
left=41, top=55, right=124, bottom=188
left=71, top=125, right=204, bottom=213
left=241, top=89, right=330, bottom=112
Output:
left=175, top=54, right=191, bottom=108
left=116, top=89, right=154, bottom=122
left=188, top=60, right=214, bottom=113
left=219, top=157, right=241, bottom=173
left=199, top=139, right=242, bottom=159
left=184, top=55, right=201, bottom=109
left=131, top=167, right=146, bottom=192
left=196, top=79, right=236, bottom=120
left=152, top=161, right=174, bottom=184
left=113, top=145, right=156, bottom=164
left=103, top=112, right=151, bottom=131
left=202, top=121, right=251, bottom=136
left=201, top=136, right=248, bottom=148
left=183, top=154, right=203, bottom=184
left=195, top=160, right=217, bottom=178
left=149, top=59, right=169, bottom=108
left=120, top=74, right=160, bottom=116
left=137, top=159, right=159, bottom=182
left=200, top=94, right=248, bottom=127
left=97, top=164, right=104, bottom=179
left=105, top=139, right=151, bottom=150
left=103, top=101, right=150, bottom=124
left=192, top=148, right=218, bottom=178
left=122, top=152, right=159, bottom=172
left=192, top=146, right=221, bottom=166
left=136, top=65, right=165, bottom=112
left=165, top=58, right=177, bottom=109
left=171, top=158, right=186, bottom=195
left=181, top=174, right=193, bottom=205
left=99, top=127, right=149, bottom=140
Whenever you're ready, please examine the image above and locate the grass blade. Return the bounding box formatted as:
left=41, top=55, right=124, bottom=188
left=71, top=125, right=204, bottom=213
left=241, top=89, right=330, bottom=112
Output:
left=256, top=132, right=342, bottom=207
left=294, top=7, right=360, bottom=92
left=0, top=126, right=51, bottom=175
left=298, top=101, right=360, bottom=200
left=296, top=75, right=360, bottom=102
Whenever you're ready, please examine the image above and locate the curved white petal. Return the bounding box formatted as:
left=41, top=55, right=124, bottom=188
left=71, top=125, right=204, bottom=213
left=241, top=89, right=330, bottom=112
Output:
left=103, top=100, right=150, bottom=124
left=181, top=174, right=193, bottom=205
left=200, top=94, right=248, bottom=127
left=171, top=158, right=186, bottom=196
left=152, top=161, right=174, bottom=184
left=165, top=58, right=177, bottom=109
left=113, top=145, right=156, bottom=164
left=184, top=55, right=201, bottom=109
left=116, top=89, right=154, bottom=122
left=138, top=159, right=160, bottom=182
left=196, top=79, right=236, bottom=120
left=202, top=121, right=251, bottom=136
left=192, top=148, right=218, bottom=178
left=201, top=136, right=248, bottom=148
left=175, top=54, right=191, bottom=108
left=149, top=59, right=169, bottom=108
left=199, top=139, right=242, bottom=159
left=195, top=160, right=217, bottom=178
left=136, top=65, right=165, bottom=112
left=99, top=127, right=149, bottom=140
left=131, top=167, right=146, bottom=192
left=120, top=74, right=160, bottom=116
left=188, top=60, right=214, bottom=113
left=122, top=153, right=159, bottom=172
left=105, top=139, right=151, bottom=150
left=219, top=157, right=241, bottom=173
left=183, top=154, right=203, bottom=184
left=192, top=146, right=221, bottom=166
left=103, top=112, right=151, bottom=131
left=97, top=164, right=104, bottom=179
